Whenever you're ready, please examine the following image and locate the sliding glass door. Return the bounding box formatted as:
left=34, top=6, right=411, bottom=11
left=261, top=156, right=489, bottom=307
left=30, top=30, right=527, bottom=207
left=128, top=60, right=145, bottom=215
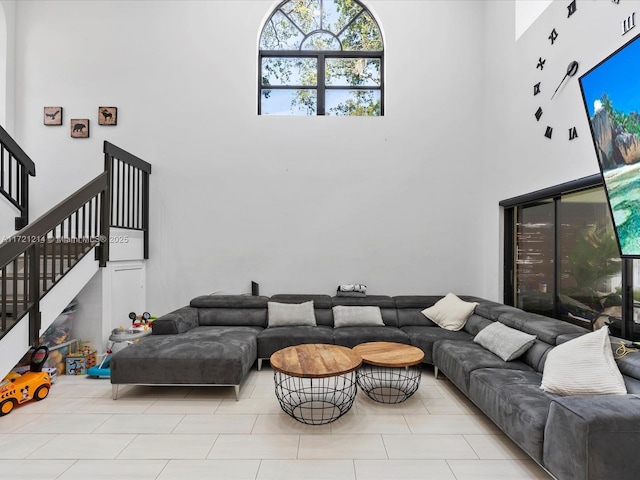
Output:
left=556, top=189, right=621, bottom=332
left=503, top=176, right=637, bottom=339
left=515, top=200, right=555, bottom=318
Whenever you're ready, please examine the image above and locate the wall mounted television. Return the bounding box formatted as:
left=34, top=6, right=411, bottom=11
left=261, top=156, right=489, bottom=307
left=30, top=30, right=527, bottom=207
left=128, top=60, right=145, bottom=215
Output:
left=579, top=31, right=640, bottom=258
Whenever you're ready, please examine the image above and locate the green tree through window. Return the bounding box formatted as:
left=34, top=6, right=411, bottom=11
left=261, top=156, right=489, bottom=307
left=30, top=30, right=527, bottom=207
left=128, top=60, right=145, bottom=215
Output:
left=258, top=0, right=384, bottom=116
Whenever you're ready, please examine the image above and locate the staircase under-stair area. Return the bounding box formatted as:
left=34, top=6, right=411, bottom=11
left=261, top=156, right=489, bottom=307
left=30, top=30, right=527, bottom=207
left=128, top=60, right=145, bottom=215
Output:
left=0, top=132, right=152, bottom=378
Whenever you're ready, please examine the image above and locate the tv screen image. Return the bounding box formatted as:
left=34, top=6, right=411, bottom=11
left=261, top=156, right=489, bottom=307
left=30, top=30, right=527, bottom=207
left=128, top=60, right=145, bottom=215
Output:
left=579, top=31, right=640, bottom=258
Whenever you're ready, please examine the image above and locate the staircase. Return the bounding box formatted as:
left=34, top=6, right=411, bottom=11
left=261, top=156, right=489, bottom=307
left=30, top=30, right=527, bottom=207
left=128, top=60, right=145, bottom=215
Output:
left=0, top=131, right=152, bottom=377
left=1, top=124, right=35, bottom=231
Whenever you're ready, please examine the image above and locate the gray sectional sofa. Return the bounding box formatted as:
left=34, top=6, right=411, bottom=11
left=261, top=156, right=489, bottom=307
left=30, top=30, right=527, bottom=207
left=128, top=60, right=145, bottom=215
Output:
left=110, top=292, right=640, bottom=480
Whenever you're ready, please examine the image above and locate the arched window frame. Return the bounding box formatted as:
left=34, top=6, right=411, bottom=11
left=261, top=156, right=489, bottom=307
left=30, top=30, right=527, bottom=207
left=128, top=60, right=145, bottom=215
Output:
left=258, top=0, right=384, bottom=116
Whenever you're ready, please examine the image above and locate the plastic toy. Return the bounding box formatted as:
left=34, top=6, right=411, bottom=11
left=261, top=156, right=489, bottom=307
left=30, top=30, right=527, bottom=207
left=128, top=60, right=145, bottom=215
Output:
left=87, top=313, right=154, bottom=378
left=0, top=346, right=52, bottom=416
left=129, top=311, right=156, bottom=327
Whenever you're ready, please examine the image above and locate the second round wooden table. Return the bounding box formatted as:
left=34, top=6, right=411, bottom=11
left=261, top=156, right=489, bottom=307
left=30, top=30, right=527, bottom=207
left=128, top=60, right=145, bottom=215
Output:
left=352, top=341, right=424, bottom=403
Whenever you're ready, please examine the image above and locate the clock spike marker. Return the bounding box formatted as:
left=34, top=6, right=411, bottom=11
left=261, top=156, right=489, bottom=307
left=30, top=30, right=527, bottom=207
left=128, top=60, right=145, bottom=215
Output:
left=535, top=107, right=543, bottom=121
left=534, top=82, right=541, bottom=96
left=545, top=126, right=553, bottom=139
left=567, top=0, right=577, bottom=18
left=549, top=28, right=558, bottom=45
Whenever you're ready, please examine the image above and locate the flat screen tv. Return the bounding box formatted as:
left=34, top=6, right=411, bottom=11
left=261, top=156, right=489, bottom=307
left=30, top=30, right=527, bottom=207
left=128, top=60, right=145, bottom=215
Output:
left=579, top=31, right=640, bottom=258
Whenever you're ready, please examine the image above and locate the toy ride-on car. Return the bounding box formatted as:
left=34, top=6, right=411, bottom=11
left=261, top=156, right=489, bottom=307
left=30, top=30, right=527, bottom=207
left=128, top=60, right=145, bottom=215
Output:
left=0, top=345, right=52, bottom=416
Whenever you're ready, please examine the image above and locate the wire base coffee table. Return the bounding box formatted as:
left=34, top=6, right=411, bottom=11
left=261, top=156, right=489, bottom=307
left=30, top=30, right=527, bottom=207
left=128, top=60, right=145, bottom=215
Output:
left=270, top=344, right=362, bottom=425
left=352, top=342, right=425, bottom=404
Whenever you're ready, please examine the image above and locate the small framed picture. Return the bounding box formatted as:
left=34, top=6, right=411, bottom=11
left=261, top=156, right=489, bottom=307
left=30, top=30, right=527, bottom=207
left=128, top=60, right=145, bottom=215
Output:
left=43, top=107, right=62, bottom=125
left=70, top=119, right=89, bottom=138
left=98, top=106, right=117, bottom=125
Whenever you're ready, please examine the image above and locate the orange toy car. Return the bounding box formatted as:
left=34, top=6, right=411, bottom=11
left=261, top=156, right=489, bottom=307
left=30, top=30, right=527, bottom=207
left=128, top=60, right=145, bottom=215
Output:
left=0, top=346, right=51, bottom=415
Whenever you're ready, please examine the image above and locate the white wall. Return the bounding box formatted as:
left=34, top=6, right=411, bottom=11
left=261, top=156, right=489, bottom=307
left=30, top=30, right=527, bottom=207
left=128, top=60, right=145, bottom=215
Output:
left=10, top=0, right=489, bottom=314
left=515, top=0, right=552, bottom=40
left=0, top=0, right=14, bottom=131
left=0, top=0, right=16, bottom=239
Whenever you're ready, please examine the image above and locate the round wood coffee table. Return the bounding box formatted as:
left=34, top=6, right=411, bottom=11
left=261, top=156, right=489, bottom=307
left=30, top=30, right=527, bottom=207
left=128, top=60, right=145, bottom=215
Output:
left=352, top=342, right=424, bottom=404
left=270, top=344, right=362, bottom=425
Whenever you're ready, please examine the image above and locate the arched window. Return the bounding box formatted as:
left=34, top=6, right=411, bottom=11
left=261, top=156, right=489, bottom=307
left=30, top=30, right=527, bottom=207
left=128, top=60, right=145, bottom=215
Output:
left=258, top=0, right=384, bottom=116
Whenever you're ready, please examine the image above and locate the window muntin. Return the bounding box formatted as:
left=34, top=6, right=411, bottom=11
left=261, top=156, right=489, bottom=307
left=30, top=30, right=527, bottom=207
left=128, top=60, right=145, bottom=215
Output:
left=259, top=0, right=384, bottom=116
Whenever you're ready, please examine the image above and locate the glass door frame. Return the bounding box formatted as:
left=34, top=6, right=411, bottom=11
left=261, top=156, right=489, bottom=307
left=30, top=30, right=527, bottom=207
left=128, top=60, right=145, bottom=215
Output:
left=501, top=174, right=636, bottom=340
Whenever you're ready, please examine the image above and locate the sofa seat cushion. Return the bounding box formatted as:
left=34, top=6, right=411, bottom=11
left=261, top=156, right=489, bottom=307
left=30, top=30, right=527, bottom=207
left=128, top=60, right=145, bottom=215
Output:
left=257, top=325, right=334, bottom=359
left=332, top=326, right=410, bottom=348
left=469, top=368, right=558, bottom=463
left=432, top=340, right=534, bottom=395
left=111, top=326, right=262, bottom=386
left=401, top=326, right=472, bottom=364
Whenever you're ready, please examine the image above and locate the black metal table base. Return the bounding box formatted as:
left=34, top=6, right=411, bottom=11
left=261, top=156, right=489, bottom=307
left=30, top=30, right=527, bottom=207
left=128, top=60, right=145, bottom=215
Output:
left=356, top=364, right=422, bottom=403
left=273, top=371, right=358, bottom=425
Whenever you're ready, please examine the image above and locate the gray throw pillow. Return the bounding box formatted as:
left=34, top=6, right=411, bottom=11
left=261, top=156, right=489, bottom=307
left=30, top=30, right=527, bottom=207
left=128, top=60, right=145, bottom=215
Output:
left=267, top=301, right=316, bottom=327
left=474, top=321, right=536, bottom=361
left=332, top=306, right=385, bottom=328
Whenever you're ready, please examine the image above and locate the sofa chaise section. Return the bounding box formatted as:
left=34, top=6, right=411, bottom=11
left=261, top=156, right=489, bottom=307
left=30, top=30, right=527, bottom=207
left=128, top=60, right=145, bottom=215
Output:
left=110, top=295, right=269, bottom=400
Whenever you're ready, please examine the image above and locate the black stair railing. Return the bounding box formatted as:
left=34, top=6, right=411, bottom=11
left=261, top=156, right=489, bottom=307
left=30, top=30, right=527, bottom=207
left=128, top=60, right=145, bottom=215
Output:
left=0, top=125, right=36, bottom=230
left=0, top=141, right=151, bottom=344
left=103, top=141, right=152, bottom=262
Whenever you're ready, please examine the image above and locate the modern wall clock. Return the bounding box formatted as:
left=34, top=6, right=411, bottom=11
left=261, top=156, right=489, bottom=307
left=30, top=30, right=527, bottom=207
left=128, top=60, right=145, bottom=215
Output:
left=532, top=0, right=581, bottom=141
left=532, top=0, right=627, bottom=141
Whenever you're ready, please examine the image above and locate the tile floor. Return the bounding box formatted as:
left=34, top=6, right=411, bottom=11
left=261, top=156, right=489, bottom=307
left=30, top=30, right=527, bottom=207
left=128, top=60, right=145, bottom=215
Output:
left=0, top=365, right=552, bottom=480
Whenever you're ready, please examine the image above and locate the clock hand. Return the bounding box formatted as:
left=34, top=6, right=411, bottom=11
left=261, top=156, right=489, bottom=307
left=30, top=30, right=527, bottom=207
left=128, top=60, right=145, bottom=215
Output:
left=551, top=60, right=579, bottom=99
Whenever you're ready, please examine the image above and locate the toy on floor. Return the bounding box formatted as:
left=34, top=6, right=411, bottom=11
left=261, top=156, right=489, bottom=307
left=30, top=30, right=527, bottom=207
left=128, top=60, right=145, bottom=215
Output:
left=87, top=312, right=154, bottom=379
left=0, top=346, right=52, bottom=416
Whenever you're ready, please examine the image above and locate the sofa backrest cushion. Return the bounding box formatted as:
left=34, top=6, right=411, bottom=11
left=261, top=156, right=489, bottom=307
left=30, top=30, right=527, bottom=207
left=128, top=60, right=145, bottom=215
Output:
left=332, top=295, right=398, bottom=327
left=463, top=314, right=494, bottom=336
left=394, top=296, right=441, bottom=327
left=521, top=338, right=553, bottom=372
left=472, top=299, right=523, bottom=321
left=190, top=295, right=269, bottom=327
left=498, top=310, right=589, bottom=345
left=269, top=294, right=333, bottom=327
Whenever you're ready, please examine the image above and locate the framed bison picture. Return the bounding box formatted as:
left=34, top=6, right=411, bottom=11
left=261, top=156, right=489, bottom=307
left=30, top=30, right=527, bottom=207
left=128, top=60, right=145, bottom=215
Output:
left=70, top=119, right=89, bottom=138
left=98, top=106, right=117, bottom=125
left=43, top=107, right=63, bottom=125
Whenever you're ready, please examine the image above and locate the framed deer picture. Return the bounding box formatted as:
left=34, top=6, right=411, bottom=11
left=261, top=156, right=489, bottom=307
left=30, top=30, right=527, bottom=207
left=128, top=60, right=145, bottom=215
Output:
left=98, top=106, right=117, bottom=125
left=43, top=107, right=63, bottom=125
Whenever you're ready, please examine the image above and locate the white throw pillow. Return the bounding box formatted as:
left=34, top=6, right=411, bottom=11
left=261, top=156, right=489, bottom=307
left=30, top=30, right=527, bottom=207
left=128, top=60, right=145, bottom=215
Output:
left=540, top=326, right=627, bottom=396
left=332, top=306, right=385, bottom=328
left=267, top=301, right=316, bottom=327
left=474, top=322, right=536, bottom=361
left=421, top=293, right=478, bottom=331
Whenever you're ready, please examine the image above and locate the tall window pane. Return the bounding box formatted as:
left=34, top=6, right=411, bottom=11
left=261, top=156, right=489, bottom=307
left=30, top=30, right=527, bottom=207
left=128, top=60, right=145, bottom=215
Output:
left=515, top=201, right=555, bottom=318
left=558, top=189, right=622, bottom=332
